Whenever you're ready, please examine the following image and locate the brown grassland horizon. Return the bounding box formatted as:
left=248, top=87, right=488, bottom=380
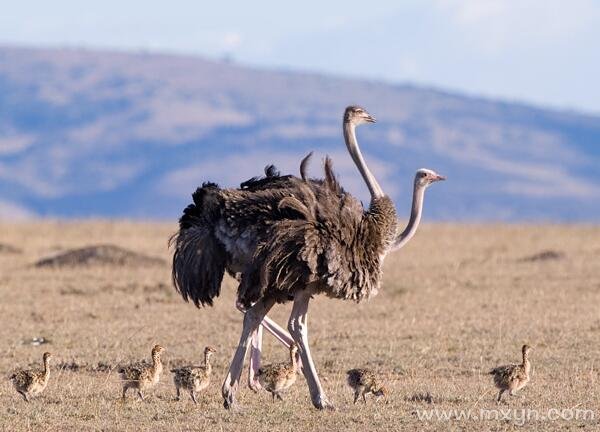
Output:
left=0, top=221, right=599, bottom=431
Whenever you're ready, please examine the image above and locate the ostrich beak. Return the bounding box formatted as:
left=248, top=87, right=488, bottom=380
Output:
left=365, top=114, right=376, bottom=123
left=433, top=174, right=446, bottom=182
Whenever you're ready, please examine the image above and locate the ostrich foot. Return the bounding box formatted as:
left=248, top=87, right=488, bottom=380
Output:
left=312, top=394, right=335, bottom=411
left=223, top=391, right=238, bottom=410
left=248, top=379, right=262, bottom=393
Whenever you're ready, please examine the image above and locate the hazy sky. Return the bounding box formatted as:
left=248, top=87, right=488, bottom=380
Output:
left=2, top=0, right=599, bottom=113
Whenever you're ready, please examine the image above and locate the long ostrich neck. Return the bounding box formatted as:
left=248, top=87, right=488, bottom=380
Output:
left=204, top=352, right=212, bottom=372
left=343, top=121, right=384, bottom=199
left=390, top=181, right=425, bottom=252
left=522, top=350, right=530, bottom=372
left=43, top=357, right=50, bottom=379
left=151, top=352, right=162, bottom=372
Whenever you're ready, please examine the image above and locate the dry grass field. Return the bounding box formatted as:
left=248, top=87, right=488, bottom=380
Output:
left=1, top=221, right=599, bottom=431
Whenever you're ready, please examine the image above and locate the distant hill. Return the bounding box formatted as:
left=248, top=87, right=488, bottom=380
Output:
left=1, top=45, right=599, bottom=221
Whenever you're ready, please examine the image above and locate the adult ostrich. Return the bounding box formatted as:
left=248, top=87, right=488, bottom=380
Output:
left=171, top=106, right=445, bottom=410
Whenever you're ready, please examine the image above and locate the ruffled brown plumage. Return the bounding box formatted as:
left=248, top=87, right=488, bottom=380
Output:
left=172, top=156, right=397, bottom=309
left=236, top=158, right=397, bottom=306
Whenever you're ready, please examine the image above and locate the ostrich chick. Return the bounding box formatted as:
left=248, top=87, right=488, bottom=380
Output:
left=346, top=368, right=388, bottom=404
left=489, top=344, right=532, bottom=403
left=9, top=352, right=53, bottom=402
left=119, top=344, right=165, bottom=401
left=256, top=343, right=299, bottom=401
left=171, top=346, right=216, bottom=404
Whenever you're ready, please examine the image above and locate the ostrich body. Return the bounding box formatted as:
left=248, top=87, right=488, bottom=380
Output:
left=489, top=345, right=532, bottom=403
left=171, top=346, right=216, bottom=404
left=346, top=368, right=388, bottom=404
left=172, top=106, right=444, bottom=409
left=256, top=343, right=299, bottom=401
left=9, top=352, right=52, bottom=402
left=119, top=344, right=165, bottom=401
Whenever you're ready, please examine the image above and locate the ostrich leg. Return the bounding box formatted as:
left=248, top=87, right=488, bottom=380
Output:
left=236, top=301, right=294, bottom=346
left=222, top=298, right=275, bottom=409
left=261, top=316, right=295, bottom=346
left=287, top=290, right=334, bottom=410
left=236, top=301, right=303, bottom=390
left=247, top=323, right=263, bottom=392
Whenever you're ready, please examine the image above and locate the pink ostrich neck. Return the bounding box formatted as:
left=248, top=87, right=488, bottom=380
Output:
left=43, top=357, right=50, bottom=379
left=204, top=352, right=212, bottom=371
left=522, top=350, right=530, bottom=373
left=343, top=121, right=384, bottom=200
left=390, top=179, right=426, bottom=252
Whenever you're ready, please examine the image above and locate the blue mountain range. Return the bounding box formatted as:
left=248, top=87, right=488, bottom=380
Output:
left=0, top=46, right=599, bottom=221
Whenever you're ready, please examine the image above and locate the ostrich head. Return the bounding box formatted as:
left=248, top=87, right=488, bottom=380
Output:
left=43, top=352, right=53, bottom=362
left=204, top=346, right=217, bottom=356
left=289, top=343, right=299, bottom=355
left=415, top=168, right=445, bottom=189
left=389, top=168, right=446, bottom=252
left=522, top=345, right=533, bottom=356
left=152, top=345, right=165, bottom=357
left=374, top=385, right=389, bottom=399
left=344, top=106, right=376, bottom=125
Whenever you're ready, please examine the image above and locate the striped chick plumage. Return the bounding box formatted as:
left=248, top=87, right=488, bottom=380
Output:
left=257, top=343, right=299, bottom=401
left=9, top=352, right=52, bottom=402
left=171, top=346, right=216, bottom=404
left=346, top=368, right=388, bottom=404
left=119, top=344, right=165, bottom=400
left=489, top=345, right=532, bottom=403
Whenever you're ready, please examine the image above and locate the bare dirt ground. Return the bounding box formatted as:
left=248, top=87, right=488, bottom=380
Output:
left=1, top=221, right=599, bottom=431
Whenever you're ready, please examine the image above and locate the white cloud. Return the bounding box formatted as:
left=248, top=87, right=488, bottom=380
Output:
left=87, top=161, right=145, bottom=192
left=432, top=0, right=600, bottom=53
left=435, top=0, right=507, bottom=24
left=501, top=181, right=597, bottom=198
left=0, top=200, right=35, bottom=220
left=222, top=32, right=242, bottom=51
left=396, top=57, right=420, bottom=78
left=0, top=134, right=35, bottom=156
left=0, top=161, right=66, bottom=198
